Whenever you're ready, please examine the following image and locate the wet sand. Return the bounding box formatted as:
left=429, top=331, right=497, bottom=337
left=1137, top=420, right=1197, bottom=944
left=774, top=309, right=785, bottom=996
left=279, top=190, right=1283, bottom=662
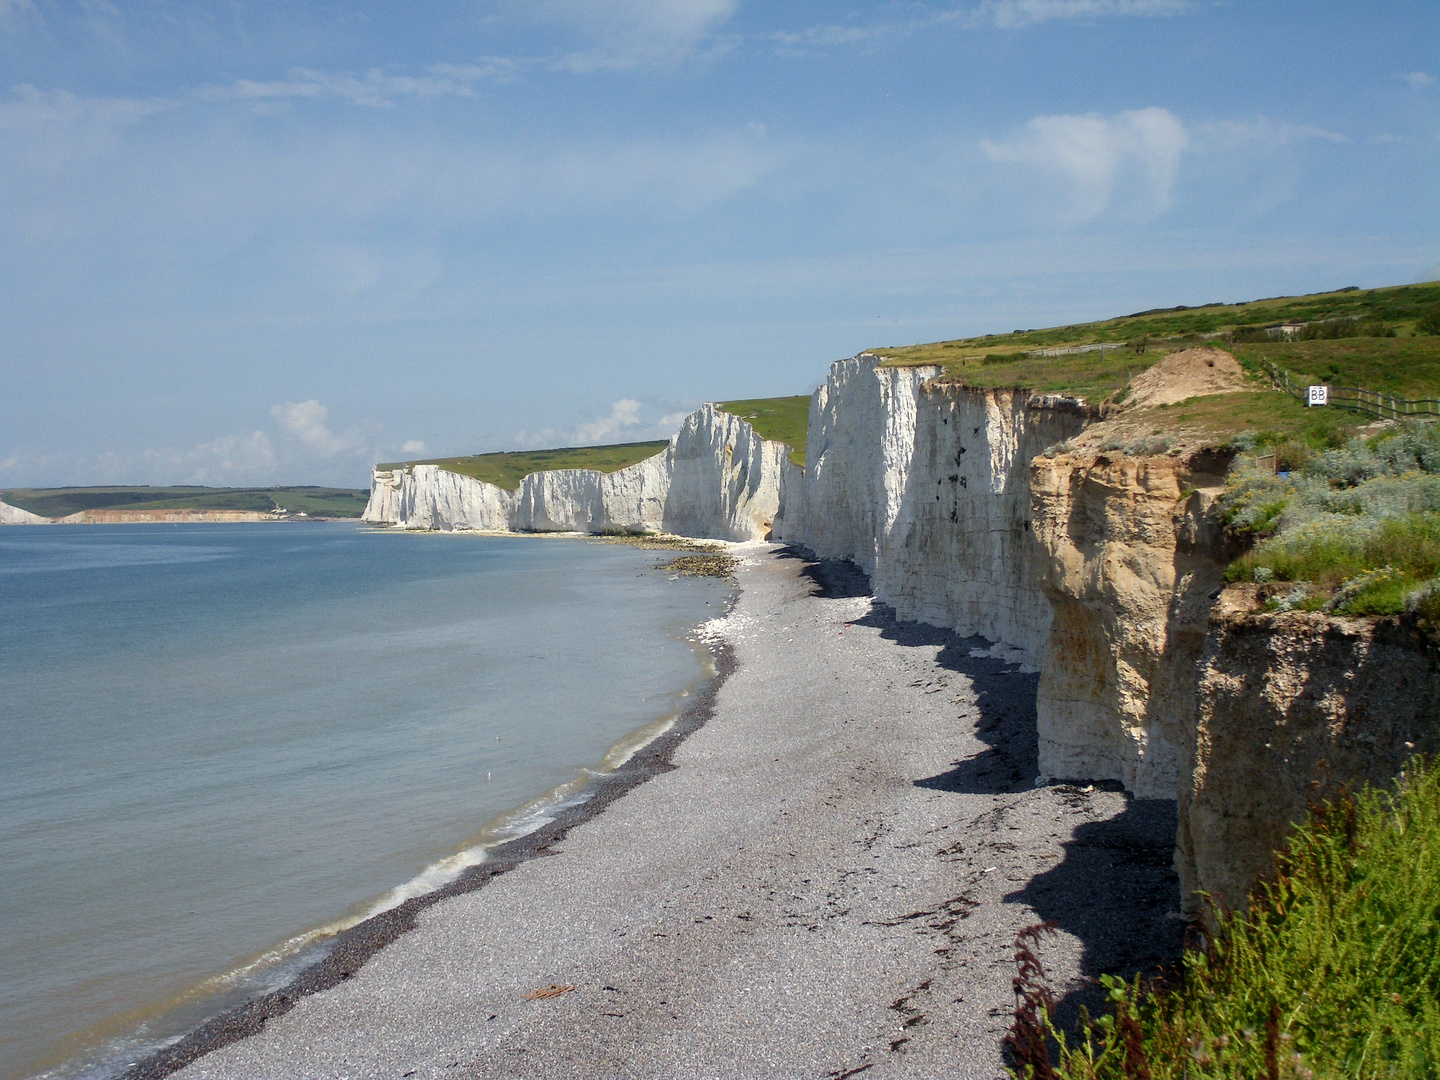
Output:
left=157, top=545, right=1181, bottom=1080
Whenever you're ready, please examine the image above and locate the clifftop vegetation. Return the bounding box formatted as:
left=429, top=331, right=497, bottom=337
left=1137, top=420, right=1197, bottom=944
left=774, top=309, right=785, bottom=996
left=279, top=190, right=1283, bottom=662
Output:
left=871, top=282, right=1440, bottom=411
left=377, top=441, right=670, bottom=491
left=715, top=395, right=809, bottom=466
left=1, top=486, right=368, bottom=519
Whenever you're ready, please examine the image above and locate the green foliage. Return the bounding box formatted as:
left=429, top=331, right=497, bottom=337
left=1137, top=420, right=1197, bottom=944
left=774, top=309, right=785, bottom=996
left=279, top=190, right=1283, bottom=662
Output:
left=1222, top=424, right=1440, bottom=614
left=871, top=284, right=1440, bottom=415
left=0, top=486, right=369, bottom=518
left=1221, top=429, right=1440, bottom=622
left=380, top=441, right=671, bottom=491
left=715, top=395, right=810, bottom=466
left=1228, top=338, right=1440, bottom=404
left=1012, top=759, right=1440, bottom=1080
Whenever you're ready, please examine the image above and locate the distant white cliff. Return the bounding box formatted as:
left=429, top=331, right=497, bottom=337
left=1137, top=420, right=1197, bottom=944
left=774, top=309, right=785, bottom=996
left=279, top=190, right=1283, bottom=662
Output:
left=0, top=499, right=51, bottom=525
left=362, top=404, right=789, bottom=542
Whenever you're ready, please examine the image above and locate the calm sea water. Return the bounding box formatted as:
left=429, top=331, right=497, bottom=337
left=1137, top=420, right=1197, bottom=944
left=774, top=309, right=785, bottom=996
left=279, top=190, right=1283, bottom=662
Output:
left=0, top=524, right=728, bottom=1080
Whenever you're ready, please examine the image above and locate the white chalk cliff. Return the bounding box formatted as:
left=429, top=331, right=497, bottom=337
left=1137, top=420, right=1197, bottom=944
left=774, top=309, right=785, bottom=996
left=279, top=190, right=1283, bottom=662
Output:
left=362, top=404, right=788, bottom=542
left=778, top=354, right=1088, bottom=667
left=370, top=350, right=1433, bottom=910
left=0, top=499, right=50, bottom=525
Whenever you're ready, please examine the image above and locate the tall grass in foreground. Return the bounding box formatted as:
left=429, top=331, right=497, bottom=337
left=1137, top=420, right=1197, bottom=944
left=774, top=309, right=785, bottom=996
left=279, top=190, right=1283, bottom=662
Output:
left=1008, top=759, right=1440, bottom=1080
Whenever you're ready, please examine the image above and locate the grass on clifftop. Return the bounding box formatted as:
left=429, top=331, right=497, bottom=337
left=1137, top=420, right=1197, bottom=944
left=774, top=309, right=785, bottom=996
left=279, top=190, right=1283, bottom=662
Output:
left=1, top=486, right=369, bottom=518
left=1221, top=424, right=1440, bottom=618
left=870, top=282, right=1440, bottom=410
left=379, top=441, right=671, bottom=491
left=1011, top=758, right=1440, bottom=1080
left=715, top=395, right=810, bottom=466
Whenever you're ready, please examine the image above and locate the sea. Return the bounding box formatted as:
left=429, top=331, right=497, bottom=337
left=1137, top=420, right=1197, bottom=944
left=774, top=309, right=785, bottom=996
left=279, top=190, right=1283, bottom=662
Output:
left=0, top=523, right=729, bottom=1080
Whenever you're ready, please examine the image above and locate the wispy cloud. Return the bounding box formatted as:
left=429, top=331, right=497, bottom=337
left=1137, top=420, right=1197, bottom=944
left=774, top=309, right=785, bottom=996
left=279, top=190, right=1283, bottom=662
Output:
left=203, top=62, right=517, bottom=110
left=1195, top=117, right=1349, bottom=150
left=982, top=107, right=1189, bottom=222
left=971, top=0, right=1189, bottom=29
left=0, top=84, right=177, bottom=130
left=1402, top=71, right=1435, bottom=91
left=536, top=0, right=739, bottom=72
left=771, top=22, right=893, bottom=51
left=0, top=0, right=37, bottom=30
left=771, top=0, right=1189, bottom=57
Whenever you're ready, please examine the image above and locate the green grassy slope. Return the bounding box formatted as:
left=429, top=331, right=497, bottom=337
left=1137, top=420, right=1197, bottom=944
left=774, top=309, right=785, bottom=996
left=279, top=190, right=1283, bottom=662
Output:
left=379, top=441, right=671, bottom=491
left=872, top=282, right=1440, bottom=407
left=715, top=396, right=810, bottom=466
left=1, top=486, right=369, bottom=519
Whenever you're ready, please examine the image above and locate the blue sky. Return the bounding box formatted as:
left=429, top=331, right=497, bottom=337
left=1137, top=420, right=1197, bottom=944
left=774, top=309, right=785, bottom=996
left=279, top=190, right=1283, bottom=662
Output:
left=1, top=1, right=1436, bottom=488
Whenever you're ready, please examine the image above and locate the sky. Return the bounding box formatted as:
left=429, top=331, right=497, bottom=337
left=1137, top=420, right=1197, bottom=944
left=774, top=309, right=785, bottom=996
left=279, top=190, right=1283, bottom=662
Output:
left=0, top=1, right=1436, bottom=489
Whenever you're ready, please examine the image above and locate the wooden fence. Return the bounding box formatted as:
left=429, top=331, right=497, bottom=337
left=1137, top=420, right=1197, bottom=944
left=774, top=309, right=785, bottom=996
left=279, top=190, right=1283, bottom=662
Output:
left=1261, top=360, right=1440, bottom=420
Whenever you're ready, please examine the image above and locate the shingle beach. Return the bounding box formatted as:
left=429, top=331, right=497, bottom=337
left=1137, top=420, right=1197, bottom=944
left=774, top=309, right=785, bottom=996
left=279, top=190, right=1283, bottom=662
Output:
left=163, top=545, right=1182, bottom=1080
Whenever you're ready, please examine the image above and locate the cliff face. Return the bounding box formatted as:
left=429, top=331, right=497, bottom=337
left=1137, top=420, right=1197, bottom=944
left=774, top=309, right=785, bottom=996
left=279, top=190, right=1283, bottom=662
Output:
left=780, top=354, right=1087, bottom=665
left=0, top=499, right=51, bottom=525
left=368, top=351, right=1435, bottom=913
left=1029, top=451, right=1233, bottom=798
left=362, top=405, right=785, bottom=542
left=1178, top=589, right=1440, bottom=915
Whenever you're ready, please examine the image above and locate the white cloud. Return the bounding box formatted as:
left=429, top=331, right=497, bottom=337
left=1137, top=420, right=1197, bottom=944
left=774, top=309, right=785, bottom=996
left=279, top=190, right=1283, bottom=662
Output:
left=270, top=400, right=348, bottom=456
left=536, top=0, right=739, bottom=72
left=0, top=430, right=278, bottom=487
left=512, top=398, right=697, bottom=451
left=983, top=107, right=1189, bottom=222
left=1402, top=72, right=1435, bottom=91
left=972, top=0, right=1188, bottom=28
left=572, top=398, right=643, bottom=443
left=399, top=440, right=428, bottom=455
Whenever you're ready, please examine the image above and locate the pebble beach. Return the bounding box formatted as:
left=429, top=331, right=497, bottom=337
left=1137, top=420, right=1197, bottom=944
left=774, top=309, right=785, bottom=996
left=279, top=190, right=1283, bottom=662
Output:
left=155, top=545, right=1182, bottom=1080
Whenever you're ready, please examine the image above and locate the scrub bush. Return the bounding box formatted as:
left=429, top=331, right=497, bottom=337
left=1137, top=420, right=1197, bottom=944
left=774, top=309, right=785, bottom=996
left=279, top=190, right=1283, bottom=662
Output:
left=1222, top=423, right=1440, bottom=614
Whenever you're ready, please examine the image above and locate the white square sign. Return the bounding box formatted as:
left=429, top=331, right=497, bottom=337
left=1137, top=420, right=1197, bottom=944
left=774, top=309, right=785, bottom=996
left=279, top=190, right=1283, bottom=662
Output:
left=1308, top=385, right=1329, bottom=407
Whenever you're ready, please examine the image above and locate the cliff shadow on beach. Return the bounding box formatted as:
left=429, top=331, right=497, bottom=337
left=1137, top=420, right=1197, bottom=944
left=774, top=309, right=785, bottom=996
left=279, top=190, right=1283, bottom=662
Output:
left=1004, top=793, right=1185, bottom=1036
left=776, top=544, right=1184, bottom=1046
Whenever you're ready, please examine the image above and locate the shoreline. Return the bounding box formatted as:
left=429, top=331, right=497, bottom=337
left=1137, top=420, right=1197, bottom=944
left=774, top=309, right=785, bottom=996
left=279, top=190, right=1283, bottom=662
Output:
left=131, top=545, right=1184, bottom=1079
left=121, top=633, right=737, bottom=1080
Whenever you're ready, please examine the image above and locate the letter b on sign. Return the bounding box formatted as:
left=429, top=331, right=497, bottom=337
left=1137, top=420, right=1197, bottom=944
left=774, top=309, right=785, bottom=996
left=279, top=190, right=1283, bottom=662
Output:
left=1308, top=385, right=1329, bottom=407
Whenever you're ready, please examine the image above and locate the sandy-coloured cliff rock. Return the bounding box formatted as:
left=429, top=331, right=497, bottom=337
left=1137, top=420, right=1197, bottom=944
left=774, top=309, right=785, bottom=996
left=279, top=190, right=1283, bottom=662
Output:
left=57, top=509, right=276, bottom=523
left=1030, top=449, right=1234, bottom=798
left=1177, top=587, right=1440, bottom=916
